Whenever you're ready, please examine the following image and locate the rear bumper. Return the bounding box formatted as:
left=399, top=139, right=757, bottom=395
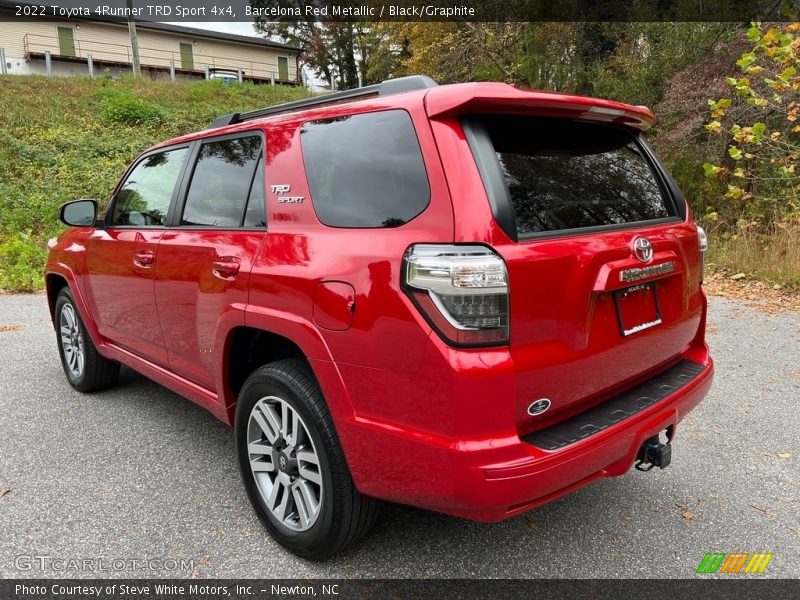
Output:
left=344, top=348, right=713, bottom=521
left=471, top=355, right=713, bottom=521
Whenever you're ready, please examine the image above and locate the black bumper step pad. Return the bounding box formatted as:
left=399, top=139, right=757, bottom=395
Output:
left=523, top=359, right=705, bottom=451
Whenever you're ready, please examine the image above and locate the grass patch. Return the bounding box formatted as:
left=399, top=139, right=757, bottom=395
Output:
left=0, top=74, right=308, bottom=292
left=706, top=221, right=800, bottom=289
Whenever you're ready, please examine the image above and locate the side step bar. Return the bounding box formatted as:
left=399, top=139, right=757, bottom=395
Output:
left=523, top=359, right=705, bottom=451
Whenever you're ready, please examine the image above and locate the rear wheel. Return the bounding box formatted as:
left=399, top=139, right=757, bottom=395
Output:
left=235, top=359, right=379, bottom=560
left=55, top=288, right=120, bottom=392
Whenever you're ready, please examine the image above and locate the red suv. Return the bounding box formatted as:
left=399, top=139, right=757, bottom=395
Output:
left=47, top=75, right=713, bottom=559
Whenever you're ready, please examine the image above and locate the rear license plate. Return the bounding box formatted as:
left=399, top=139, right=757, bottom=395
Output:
left=614, top=282, right=662, bottom=337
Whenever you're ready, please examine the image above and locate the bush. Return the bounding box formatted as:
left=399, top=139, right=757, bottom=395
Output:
left=97, top=87, right=167, bottom=125
left=703, top=23, right=800, bottom=227
left=0, top=231, right=48, bottom=292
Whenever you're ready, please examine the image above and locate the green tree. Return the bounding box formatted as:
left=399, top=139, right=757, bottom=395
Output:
left=251, top=1, right=390, bottom=89
left=704, top=23, right=800, bottom=225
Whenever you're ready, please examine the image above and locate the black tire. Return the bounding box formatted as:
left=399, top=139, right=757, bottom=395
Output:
left=235, top=358, right=379, bottom=560
left=54, top=287, right=120, bottom=393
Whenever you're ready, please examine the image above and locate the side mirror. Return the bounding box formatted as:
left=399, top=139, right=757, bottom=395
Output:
left=60, top=199, right=98, bottom=227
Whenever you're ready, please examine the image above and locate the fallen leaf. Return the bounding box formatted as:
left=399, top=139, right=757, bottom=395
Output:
left=676, top=501, right=696, bottom=520
left=771, top=496, right=798, bottom=503
left=778, top=452, right=793, bottom=459
left=524, top=516, right=539, bottom=530
left=0, top=325, right=23, bottom=333
left=0, top=490, right=10, bottom=498
left=703, top=270, right=800, bottom=314
left=750, top=504, right=775, bottom=517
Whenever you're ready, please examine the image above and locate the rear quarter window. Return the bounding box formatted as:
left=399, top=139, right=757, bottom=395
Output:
left=466, top=116, right=676, bottom=238
left=300, top=110, right=430, bottom=228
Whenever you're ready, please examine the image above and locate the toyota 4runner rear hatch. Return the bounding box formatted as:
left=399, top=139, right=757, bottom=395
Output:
left=432, top=90, right=706, bottom=438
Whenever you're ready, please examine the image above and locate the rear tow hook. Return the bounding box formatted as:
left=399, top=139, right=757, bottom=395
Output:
left=635, top=436, right=672, bottom=471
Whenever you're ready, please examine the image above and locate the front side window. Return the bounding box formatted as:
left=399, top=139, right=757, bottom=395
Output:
left=181, top=136, right=262, bottom=228
left=110, top=148, right=187, bottom=227
left=474, top=116, right=674, bottom=237
left=300, top=110, right=430, bottom=228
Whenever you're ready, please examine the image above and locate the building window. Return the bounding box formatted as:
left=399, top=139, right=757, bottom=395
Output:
left=179, top=43, right=194, bottom=70
left=277, top=56, right=289, bottom=81
left=57, top=27, right=75, bottom=57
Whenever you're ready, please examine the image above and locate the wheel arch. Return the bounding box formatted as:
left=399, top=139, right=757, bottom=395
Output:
left=45, top=272, right=69, bottom=320
left=220, top=318, right=355, bottom=430
left=45, top=269, right=105, bottom=350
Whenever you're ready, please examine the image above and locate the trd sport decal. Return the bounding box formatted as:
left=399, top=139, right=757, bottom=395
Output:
left=271, top=184, right=304, bottom=204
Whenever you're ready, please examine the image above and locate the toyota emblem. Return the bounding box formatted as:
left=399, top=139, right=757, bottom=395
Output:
left=632, top=237, right=653, bottom=263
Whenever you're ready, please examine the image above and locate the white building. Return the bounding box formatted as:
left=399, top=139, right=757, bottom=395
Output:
left=0, top=11, right=301, bottom=84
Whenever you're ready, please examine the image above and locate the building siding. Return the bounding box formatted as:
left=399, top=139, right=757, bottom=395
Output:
left=0, top=19, right=298, bottom=82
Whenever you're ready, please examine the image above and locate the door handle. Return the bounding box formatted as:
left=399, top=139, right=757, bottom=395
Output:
left=133, top=249, right=155, bottom=268
left=212, top=256, right=241, bottom=279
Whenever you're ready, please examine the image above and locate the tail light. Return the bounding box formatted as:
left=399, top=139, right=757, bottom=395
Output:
left=697, top=225, right=708, bottom=284
left=402, top=244, right=509, bottom=346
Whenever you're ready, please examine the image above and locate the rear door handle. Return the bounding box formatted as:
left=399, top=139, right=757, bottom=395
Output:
left=212, top=256, right=241, bottom=279
left=133, top=249, right=155, bottom=268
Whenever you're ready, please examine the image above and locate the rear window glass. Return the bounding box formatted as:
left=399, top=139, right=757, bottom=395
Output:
left=300, top=110, right=430, bottom=228
left=477, top=116, right=673, bottom=236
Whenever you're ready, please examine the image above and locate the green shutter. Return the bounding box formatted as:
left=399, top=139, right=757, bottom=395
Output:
left=57, top=27, right=75, bottom=57
left=278, top=56, right=289, bottom=81
left=179, top=43, right=194, bottom=70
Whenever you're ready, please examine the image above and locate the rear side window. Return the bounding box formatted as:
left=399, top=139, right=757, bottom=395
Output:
left=243, top=158, right=266, bottom=227
left=470, top=116, right=674, bottom=237
left=182, top=136, right=262, bottom=227
left=300, top=110, right=430, bottom=228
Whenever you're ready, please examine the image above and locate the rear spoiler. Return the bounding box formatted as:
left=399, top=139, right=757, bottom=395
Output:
left=424, top=82, right=656, bottom=131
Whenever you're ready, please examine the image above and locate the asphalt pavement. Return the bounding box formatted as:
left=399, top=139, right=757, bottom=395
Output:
left=0, top=293, right=798, bottom=578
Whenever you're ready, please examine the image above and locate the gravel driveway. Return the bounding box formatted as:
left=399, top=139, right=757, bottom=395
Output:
left=0, top=293, right=797, bottom=578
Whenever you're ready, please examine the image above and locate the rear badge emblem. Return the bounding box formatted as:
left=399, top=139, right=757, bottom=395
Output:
left=632, top=237, right=653, bottom=263
left=528, top=399, right=551, bottom=416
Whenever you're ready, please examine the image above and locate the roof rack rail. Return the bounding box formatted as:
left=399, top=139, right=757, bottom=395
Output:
left=209, top=75, right=438, bottom=129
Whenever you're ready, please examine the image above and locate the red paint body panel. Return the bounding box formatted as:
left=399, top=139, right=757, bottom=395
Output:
left=154, top=230, right=264, bottom=388
left=46, top=80, right=713, bottom=522
left=313, top=282, right=356, bottom=331
left=84, top=228, right=168, bottom=364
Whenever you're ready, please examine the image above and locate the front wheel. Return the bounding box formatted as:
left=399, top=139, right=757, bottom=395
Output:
left=54, top=288, right=120, bottom=393
left=234, top=359, right=379, bottom=560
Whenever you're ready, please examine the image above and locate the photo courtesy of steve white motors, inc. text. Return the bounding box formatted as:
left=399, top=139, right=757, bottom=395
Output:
left=14, top=583, right=341, bottom=597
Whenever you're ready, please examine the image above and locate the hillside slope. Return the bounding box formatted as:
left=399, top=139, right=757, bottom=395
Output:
left=0, top=75, right=308, bottom=291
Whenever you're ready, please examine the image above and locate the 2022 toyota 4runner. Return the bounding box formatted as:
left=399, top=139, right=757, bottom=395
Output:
left=46, top=75, right=714, bottom=559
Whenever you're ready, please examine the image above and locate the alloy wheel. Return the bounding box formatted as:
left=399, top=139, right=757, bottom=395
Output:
left=247, top=396, right=323, bottom=532
left=59, top=303, right=85, bottom=378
